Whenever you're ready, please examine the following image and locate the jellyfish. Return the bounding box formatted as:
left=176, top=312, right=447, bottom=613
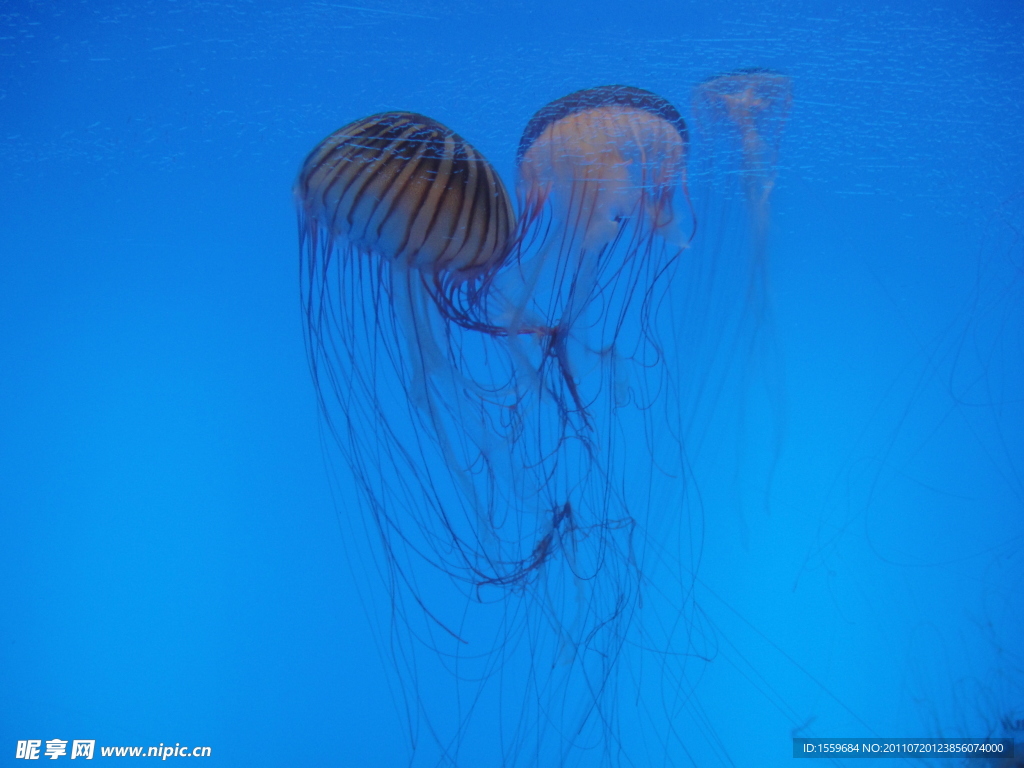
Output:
left=686, top=70, right=793, bottom=521
left=471, top=89, right=700, bottom=666
left=691, top=68, right=791, bottom=334
left=296, top=111, right=514, bottom=418
left=295, top=110, right=531, bottom=659
left=446, top=85, right=710, bottom=765
left=492, top=85, right=694, bottom=430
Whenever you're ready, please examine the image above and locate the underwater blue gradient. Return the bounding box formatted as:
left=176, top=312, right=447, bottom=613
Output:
left=1, top=0, right=1021, bottom=765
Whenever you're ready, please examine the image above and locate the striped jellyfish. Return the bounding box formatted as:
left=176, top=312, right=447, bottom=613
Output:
left=295, top=112, right=523, bottom=649
left=296, top=111, right=513, bottom=421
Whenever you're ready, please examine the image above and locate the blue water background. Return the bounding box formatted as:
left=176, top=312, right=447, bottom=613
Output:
left=1, top=0, right=1022, bottom=765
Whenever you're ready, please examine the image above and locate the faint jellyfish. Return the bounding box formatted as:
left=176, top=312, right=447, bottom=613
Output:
left=689, top=69, right=793, bottom=521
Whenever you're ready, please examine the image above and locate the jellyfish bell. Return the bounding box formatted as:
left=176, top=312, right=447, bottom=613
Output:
left=516, top=85, right=692, bottom=254
left=693, top=68, right=792, bottom=209
left=513, top=85, right=693, bottom=298
left=295, top=111, right=514, bottom=284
